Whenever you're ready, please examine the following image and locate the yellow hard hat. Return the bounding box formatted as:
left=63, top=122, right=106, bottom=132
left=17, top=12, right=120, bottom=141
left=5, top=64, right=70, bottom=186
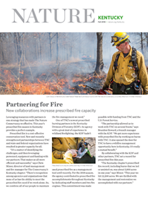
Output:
left=111, top=32, right=129, bottom=46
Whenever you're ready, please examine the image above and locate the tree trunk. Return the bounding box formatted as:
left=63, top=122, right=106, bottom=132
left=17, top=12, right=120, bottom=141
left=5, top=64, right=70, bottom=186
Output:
left=38, top=34, right=42, bottom=62
left=95, top=33, right=104, bottom=74
left=56, top=33, right=59, bottom=63
left=147, top=33, right=148, bottom=47
left=140, top=32, right=144, bottom=53
left=78, top=33, right=81, bottom=58
left=48, top=33, right=52, bottom=61
left=14, top=33, right=25, bottom=67
left=0, top=34, right=7, bottom=64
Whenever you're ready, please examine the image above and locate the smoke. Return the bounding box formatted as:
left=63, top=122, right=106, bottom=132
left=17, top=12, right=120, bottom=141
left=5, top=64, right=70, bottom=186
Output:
left=0, top=32, right=148, bottom=78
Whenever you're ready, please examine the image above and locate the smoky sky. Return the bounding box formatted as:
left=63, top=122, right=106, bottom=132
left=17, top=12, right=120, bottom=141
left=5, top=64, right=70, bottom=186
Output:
left=0, top=32, right=147, bottom=69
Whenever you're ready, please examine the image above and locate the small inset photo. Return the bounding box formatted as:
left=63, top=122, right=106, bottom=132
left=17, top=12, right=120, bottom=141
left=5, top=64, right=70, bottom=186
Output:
left=52, top=137, right=95, bottom=164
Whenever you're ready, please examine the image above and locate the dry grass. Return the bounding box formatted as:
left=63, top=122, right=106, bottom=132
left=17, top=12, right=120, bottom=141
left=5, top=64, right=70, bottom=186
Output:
left=0, top=59, right=97, bottom=95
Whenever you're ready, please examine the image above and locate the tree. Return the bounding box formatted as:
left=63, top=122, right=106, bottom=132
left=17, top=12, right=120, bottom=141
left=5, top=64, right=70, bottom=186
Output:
left=56, top=33, right=59, bottom=63
left=144, top=33, right=148, bottom=47
left=48, top=33, right=53, bottom=61
left=95, top=33, right=104, bottom=74
left=14, top=33, right=25, bottom=67
left=0, top=33, right=7, bottom=64
left=140, top=32, right=144, bottom=53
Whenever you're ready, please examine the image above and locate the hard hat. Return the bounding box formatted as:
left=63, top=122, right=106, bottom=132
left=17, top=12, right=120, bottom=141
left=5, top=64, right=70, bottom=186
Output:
left=111, top=32, right=129, bottom=46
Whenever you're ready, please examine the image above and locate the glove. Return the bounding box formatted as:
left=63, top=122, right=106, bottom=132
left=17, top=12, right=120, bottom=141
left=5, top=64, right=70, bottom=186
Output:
left=103, top=84, right=109, bottom=90
left=77, top=141, right=85, bottom=152
left=66, top=149, right=77, bottom=157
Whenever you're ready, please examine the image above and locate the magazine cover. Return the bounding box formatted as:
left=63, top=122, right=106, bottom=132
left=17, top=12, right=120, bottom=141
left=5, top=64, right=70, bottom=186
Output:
left=0, top=1, right=148, bottom=197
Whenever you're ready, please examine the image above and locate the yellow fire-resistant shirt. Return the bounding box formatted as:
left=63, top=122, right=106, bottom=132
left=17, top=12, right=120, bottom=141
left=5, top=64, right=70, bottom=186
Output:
left=52, top=138, right=84, bottom=164
left=52, top=152, right=74, bottom=164
left=104, top=46, right=148, bottom=94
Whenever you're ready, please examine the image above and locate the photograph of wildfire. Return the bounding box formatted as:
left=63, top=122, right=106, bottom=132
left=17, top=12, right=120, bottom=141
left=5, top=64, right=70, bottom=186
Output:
left=0, top=32, right=148, bottom=95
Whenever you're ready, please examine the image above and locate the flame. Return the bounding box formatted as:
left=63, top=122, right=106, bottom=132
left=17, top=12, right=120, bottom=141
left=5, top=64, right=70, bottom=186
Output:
left=78, top=84, right=86, bottom=88
left=0, top=69, right=106, bottom=95
left=19, top=71, right=24, bottom=74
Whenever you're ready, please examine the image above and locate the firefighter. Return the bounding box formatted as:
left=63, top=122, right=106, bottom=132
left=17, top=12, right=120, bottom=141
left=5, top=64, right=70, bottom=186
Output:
left=52, top=138, right=95, bottom=164
left=103, top=32, right=148, bottom=94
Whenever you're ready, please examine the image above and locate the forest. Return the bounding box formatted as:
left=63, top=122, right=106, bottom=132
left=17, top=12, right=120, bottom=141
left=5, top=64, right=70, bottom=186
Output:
left=0, top=32, right=147, bottom=94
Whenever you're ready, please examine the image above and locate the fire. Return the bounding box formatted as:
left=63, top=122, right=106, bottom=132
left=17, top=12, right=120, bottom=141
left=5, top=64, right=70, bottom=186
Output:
left=0, top=69, right=106, bottom=95
left=19, top=71, right=24, bottom=74
left=78, top=84, right=86, bottom=88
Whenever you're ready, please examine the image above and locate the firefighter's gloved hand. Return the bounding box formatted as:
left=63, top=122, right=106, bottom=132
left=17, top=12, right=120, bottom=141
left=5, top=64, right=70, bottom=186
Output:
left=103, top=84, right=109, bottom=90
left=77, top=141, right=85, bottom=152
left=66, top=149, right=77, bottom=157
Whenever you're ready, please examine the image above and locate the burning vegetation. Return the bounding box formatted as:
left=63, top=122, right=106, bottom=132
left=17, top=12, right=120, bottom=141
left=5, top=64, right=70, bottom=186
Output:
left=0, top=32, right=147, bottom=95
left=0, top=61, right=107, bottom=95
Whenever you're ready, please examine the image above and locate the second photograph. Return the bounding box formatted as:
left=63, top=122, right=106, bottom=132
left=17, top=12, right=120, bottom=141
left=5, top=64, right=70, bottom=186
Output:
left=52, top=137, right=96, bottom=164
